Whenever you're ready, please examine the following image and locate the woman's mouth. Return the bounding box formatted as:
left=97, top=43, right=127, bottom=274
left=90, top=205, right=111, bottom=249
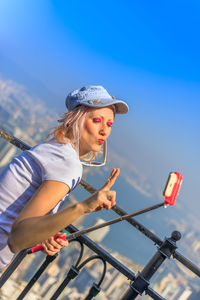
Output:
left=98, top=139, right=105, bottom=145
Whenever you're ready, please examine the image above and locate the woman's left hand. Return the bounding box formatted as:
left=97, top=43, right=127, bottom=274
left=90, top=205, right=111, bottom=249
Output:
left=42, top=232, right=69, bottom=256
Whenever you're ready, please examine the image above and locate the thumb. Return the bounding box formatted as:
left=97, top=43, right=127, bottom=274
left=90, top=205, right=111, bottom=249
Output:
left=55, top=232, right=67, bottom=237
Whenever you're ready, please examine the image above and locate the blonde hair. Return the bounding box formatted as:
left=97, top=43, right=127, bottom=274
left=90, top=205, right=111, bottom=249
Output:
left=47, top=106, right=97, bottom=161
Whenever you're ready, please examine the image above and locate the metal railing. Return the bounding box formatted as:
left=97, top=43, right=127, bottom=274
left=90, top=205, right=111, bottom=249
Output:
left=0, top=129, right=200, bottom=300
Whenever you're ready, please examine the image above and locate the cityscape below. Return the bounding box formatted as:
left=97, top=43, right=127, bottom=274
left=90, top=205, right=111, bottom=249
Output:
left=0, top=76, right=200, bottom=299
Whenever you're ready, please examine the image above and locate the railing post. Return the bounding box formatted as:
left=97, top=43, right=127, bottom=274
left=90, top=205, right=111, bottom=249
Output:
left=17, top=254, right=58, bottom=300
left=0, top=250, right=28, bottom=288
left=121, top=231, right=181, bottom=300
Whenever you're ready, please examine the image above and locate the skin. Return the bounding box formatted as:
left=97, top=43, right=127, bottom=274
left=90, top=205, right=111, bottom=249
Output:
left=8, top=106, right=120, bottom=255
left=79, top=106, right=114, bottom=157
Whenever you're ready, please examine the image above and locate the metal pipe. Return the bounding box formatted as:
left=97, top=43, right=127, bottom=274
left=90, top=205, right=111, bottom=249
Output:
left=65, top=203, right=164, bottom=241
left=121, top=231, right=181, bottom=300
left=16, top=255, right=57, bottom=300
left=0, top=250, right=28, bottom=288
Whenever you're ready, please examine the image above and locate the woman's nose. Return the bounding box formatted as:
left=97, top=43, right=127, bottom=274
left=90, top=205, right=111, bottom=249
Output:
left=99, top=124, right=108, bottom=136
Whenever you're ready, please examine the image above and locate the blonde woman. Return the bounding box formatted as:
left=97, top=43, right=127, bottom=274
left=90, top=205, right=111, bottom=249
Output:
left=0, top=85, right=128, bottom=269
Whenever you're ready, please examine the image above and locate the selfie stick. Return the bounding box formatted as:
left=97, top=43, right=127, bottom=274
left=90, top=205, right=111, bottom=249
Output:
left=29, top=172, right=183, bottom=254
left=28, top=202, right=164, bottom=253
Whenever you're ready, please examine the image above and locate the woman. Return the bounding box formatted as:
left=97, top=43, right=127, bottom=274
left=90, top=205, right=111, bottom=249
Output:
left=0, top=85, right=129, bottom=269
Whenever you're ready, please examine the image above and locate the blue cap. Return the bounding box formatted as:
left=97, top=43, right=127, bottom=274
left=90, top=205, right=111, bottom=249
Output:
left=65, top=85, right=129, bottom=114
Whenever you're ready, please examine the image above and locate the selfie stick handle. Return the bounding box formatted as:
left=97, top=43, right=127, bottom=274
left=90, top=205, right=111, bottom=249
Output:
left=29, top=236, right=67, bottom=253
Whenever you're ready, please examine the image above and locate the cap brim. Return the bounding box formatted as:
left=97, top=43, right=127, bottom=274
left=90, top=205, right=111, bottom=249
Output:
left=113, top=100, right=129, bottom=114
left=75, top=98, right=129, bottom=114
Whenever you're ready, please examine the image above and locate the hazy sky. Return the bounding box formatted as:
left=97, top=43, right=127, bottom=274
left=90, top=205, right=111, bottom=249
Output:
left=0, top=0, right=200, bottom=214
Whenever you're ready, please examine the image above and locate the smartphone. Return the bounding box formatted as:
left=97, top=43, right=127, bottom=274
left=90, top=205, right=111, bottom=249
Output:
left=163, top=172, right=183, bottom=205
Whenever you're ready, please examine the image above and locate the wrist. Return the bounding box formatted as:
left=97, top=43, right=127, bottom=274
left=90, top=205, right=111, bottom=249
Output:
left=79, top=198, right=95, bottom=214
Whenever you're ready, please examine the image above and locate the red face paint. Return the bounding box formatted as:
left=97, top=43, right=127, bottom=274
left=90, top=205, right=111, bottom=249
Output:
left=93, top=118, right=101, bottom=123
left=107, top=121, right=113, bottom=127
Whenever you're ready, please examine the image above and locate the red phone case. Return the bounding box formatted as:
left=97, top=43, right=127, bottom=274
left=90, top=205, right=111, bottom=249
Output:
left=164, top=172, right=183, bottom=205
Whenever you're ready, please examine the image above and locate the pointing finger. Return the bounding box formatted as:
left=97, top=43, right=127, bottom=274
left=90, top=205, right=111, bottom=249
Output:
left=103, top=168, right=120, bottom=189
left=102, top=168, right=120, bottom=190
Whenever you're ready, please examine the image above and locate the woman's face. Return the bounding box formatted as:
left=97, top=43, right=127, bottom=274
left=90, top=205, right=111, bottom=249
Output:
left=79, top=106, right=115, bottom=157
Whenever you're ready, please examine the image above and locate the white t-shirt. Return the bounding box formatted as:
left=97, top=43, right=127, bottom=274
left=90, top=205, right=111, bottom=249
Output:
left=0, top=139, right=82, bottom=268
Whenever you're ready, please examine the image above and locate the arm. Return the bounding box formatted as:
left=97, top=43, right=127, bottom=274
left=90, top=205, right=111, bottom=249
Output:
left=8, top=168, right=120, bottom=253
left=8, top=180, right=83, bottom=252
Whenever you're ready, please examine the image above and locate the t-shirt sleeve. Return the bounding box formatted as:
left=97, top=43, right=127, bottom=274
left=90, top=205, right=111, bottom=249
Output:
left=42, top=158, right=81, bottom=191
left=27, top=142, right=82, bottom=192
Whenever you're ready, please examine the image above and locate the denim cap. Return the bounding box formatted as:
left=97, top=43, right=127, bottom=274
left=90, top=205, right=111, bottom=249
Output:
left=65, top=85, right=129, bottom=114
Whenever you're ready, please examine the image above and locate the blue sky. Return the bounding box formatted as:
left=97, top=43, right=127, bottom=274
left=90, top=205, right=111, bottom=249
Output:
left=0, top=0, right=200, bottom=214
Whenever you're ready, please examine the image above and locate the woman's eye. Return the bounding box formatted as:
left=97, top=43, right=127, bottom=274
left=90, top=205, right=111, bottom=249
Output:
left=107, top=122, right=113, bottom=127
left=93, top=118, right=101, bottom=123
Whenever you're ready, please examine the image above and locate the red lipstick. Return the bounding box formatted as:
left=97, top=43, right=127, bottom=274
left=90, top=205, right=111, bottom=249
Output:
left=98, top=139, right=105, bottom=145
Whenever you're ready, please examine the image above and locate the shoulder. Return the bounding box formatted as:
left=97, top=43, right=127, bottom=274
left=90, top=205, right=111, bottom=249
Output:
left=26, top=140, right=82, bottom=190
left=27, top=139, right=80, bottom=165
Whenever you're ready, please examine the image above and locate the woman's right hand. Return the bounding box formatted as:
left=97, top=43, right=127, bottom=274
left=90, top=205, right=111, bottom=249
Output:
left=42, top=232, right=69, bottom=256
left=81, top=168, right=120, bottom=213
